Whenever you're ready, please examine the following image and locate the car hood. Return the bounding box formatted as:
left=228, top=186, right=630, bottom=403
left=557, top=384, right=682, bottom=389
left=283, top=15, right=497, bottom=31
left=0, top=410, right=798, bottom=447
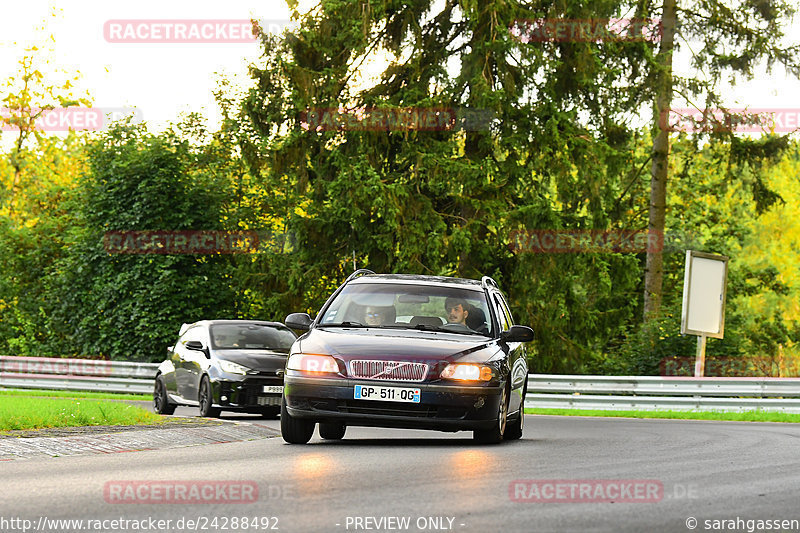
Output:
left=295, top=327, right=500, bottom=364
left=213, top=349, right=288, bottom=372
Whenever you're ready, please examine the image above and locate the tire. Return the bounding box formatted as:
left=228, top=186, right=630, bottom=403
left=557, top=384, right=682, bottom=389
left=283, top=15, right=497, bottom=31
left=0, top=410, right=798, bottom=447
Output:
left=153, top=375, right=176, bottom=415
left=319, top=421, right=346, bottom=440
left=473, top=386, right=508, bottom=444
left=504, top=383, right=526, bottom=441
left=260, top=405, right=280, bottom=419
left=280, top=398, right=315, bottom=444
left=198, top=376, right=221, bottom=418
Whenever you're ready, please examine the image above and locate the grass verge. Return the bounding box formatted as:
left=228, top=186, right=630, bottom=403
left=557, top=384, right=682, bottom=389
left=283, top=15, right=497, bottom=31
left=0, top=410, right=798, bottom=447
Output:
left=0, top=395, right=163, bottom=431
left=0, top=388, right=150, bottom=401
left=525, top=407, right=800, bottom=423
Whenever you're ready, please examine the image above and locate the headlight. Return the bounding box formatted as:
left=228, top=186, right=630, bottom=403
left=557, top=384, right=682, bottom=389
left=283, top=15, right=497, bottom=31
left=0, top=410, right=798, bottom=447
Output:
left=218, top=359, right=251, bottom=375
left=287, top=353, right=339, bottom=374
left=440, top=363, right=493, bottom=381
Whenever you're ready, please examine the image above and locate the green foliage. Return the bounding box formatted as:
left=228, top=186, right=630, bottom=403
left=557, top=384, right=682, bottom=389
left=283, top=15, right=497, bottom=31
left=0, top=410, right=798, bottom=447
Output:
left=44, top=122, right=239, bottom=361
left=0, top=133, right=86, bottom=355
left=1, top=1, right=799, bottom=377
left=603, top=138, right=800, bottom=375
left=235, top=0, right=656, bottom=372
left=0, top=395, right=162, bottom=431
left=0, top=389, right=149, bottom=400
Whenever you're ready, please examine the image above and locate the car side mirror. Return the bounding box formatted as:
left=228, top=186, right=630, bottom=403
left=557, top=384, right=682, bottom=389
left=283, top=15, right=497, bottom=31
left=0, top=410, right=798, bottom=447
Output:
left=285, top=312, right=313, bottom=331
left=500, top=325, right=534, bottom=343
left=185, top=341, right=210, bottom=358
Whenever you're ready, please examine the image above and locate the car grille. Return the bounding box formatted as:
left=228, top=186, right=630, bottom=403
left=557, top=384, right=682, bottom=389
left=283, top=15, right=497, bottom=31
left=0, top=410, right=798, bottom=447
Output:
left=340, top=400, right=437, bottom=418
left=241, top=378, right=283, bottom=406
left=348, top=360, right=428, bottom=382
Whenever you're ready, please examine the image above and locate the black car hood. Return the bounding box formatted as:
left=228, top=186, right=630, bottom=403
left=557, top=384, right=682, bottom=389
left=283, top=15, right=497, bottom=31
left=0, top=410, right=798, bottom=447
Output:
left=213, top=349, right=288, bottom=372
left=295, top=327, right=500, bottom=364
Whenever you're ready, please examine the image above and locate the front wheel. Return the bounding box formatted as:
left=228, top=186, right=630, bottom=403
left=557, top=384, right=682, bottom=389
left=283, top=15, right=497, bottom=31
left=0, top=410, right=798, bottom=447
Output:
left=280, top=398, right=315, bottom=444
left=198, top=376, right=221, bottom=418
left=473, top=386, right=508, bottom=444
left=153, top=375, right=176, bottom=415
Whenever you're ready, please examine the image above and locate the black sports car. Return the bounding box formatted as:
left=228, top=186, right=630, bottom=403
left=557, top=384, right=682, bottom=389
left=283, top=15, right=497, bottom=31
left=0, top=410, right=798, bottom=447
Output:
left=154, top=320, right=297, bottom=417
left=281, top=271, right=533, bottom=444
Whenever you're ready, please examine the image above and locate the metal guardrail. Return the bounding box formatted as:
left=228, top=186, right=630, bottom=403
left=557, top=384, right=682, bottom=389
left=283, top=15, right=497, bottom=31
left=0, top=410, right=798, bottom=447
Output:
left=0, top=356, right=158, bottom=394
left=3, top=357, right=800, bottom=412
left=526, top=374, right=800, bottom=413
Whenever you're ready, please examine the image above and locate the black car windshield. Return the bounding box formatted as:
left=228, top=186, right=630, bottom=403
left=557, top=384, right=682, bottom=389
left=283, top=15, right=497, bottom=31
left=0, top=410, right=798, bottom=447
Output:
left=318, top=282, right=493, bottom=336
left=210, top=324, right=295, bottom=351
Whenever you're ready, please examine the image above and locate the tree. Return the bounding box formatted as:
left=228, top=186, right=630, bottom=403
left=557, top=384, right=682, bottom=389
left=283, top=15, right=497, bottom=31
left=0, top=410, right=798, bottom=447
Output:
left=46, top=122, right=238, bottom=360
left=604, top=137, right=800, bottom=375
left=236, top=0, right=656, bottom=371
left=1, top=13, right=91, bottom=219
left=642, top=0, right=800, bottom=320
left=0, top=132, right=88, bottom=356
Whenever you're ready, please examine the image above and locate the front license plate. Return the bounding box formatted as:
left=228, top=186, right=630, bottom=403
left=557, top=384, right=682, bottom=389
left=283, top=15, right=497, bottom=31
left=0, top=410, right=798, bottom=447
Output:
left=354, top=385, right=420, bottom=403
left=262, top=385, right=284, bottom=394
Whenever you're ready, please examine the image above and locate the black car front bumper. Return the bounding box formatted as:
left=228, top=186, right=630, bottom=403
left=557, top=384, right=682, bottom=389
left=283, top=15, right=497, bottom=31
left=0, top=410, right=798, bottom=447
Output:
left=213, top=376, right=283, bottom=411
left=284, top=375, right=504, bottom=431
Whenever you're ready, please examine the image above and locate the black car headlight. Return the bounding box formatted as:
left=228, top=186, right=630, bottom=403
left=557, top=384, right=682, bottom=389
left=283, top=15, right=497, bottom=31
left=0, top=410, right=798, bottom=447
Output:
left=218, top=359, right=251, bottom=375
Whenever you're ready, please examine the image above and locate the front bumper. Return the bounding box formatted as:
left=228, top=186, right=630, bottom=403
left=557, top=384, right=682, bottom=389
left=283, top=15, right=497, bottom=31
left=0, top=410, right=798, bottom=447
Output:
left=213, top=376, right=283, bottom=411
left=284, top=374, right=503, bottom=431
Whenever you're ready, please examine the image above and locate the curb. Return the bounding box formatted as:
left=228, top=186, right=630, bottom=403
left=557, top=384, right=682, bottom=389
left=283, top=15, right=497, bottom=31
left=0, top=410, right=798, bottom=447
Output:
left=0, top=418, right=280, bottom=461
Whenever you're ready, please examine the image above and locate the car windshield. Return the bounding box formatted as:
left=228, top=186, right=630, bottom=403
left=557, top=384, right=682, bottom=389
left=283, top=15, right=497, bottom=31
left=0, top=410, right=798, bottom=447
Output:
left=318, top=282, right=493, bottom=336
left=210, top=324, right=295, bottom=352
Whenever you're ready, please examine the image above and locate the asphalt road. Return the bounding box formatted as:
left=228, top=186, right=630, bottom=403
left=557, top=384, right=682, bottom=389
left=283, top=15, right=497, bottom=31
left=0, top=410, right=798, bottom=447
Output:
left=3, top=412, right=800, bottom=533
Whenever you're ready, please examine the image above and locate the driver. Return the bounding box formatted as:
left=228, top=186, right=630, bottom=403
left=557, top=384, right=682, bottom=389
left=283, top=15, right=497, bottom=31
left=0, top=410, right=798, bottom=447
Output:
left=213, top=334, right=229, bottom=347
left=444, top=297, right=470, bottom=326
left=364, top=306, right=392, bottom=326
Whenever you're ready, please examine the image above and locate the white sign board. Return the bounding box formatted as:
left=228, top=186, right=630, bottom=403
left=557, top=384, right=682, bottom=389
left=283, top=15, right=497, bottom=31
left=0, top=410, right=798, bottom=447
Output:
left=681, top=250, right=728, bottom=338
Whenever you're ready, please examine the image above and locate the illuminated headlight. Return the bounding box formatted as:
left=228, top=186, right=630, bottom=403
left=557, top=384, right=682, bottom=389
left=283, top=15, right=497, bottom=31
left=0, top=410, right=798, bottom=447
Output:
left=287, top=353, right=339, bottom=374
left=440, top=363, right=493, bottom=381
left=219, top=360, right=251, bottom=375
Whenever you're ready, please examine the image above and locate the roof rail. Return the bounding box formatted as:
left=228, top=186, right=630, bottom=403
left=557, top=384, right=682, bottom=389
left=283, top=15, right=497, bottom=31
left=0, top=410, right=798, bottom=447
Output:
left=345, top=269, right=376, bottom=283
left=481, top=276, right=499, bottom=290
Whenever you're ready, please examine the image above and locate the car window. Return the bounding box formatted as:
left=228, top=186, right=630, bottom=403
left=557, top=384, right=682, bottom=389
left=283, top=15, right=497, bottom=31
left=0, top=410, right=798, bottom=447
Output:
left=318, top=283, right=493, bottom=336
left=210, top=324, right=295, bottom=352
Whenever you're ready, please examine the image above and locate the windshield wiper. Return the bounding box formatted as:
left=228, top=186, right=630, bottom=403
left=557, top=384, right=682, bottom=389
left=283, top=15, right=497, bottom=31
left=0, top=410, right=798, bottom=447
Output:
left=411, top=323, right=440, bottom=332
left=410, top=324, right=486, bottom=336
left=320, top=321, right=366, bottom=327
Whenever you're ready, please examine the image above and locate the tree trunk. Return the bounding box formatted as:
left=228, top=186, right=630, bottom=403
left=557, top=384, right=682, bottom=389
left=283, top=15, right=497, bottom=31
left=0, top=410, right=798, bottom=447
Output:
left=457, top=4, right=495, bottom=278
left=644, top=0, right=677, bottom=321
